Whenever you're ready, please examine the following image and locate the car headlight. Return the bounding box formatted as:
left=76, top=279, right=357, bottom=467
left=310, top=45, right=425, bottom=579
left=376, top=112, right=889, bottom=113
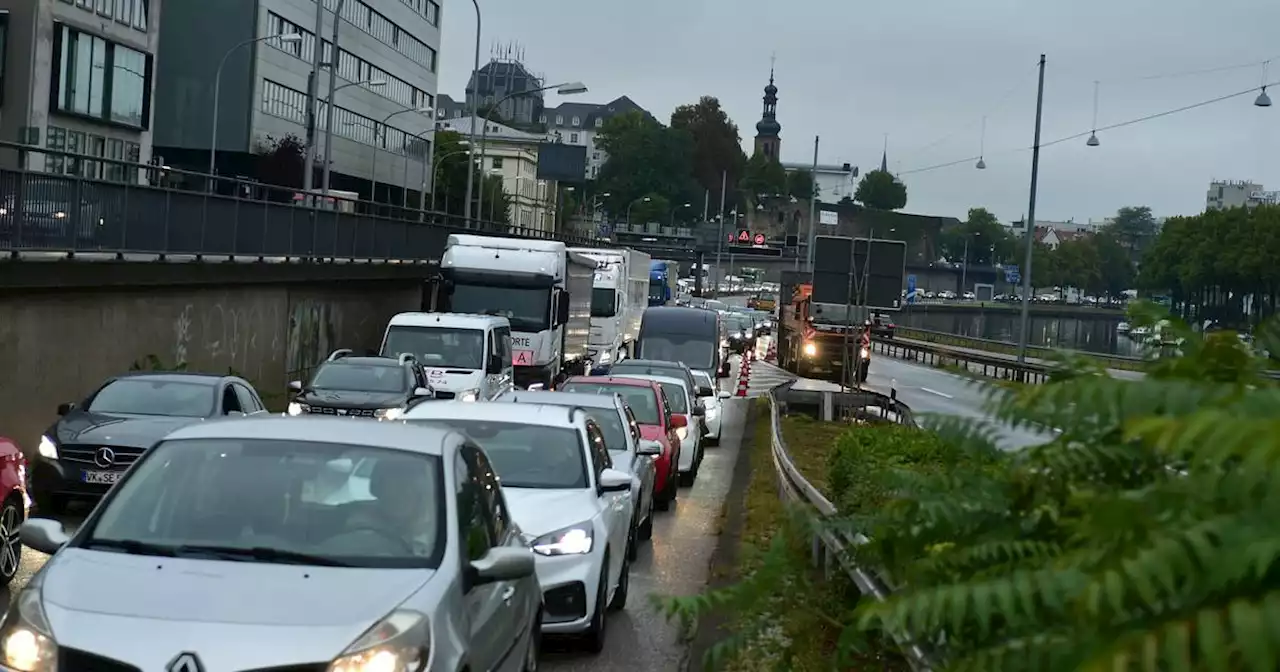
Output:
left=286, top=402, right=308, bottom=416
left=531, top=524, right=594, bottom=556
left=459, top=389, right=480, bottom=403
left=37, top=436, right=57, bottom=460
left=860, top=347, right=870, bottom=359
left=1, top=581, right=57, bottom=672
left=329, top=609, right=429, bottom=672
left=52, top=212, right=66, bottom=219
left=375, top=407, right=405, bottom=420
left=675, top=426, right=688, bottom=441
left=803, top=342, right=817, bottom=357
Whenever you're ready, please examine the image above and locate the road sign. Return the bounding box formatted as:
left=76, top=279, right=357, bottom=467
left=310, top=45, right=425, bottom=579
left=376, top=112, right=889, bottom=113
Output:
left=753, top=233, right=765, bottom=245
left=906, top=274, right=917, bottom=304
left=810, top=235, right=908, bottom=311
left=736, top=229, right=752, bottom=243
left=1003, top=264, right=1019, bottom=283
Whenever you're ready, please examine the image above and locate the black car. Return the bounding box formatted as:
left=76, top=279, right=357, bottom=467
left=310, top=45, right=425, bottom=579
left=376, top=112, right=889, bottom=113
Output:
left=724, top=314, right=757, bottom=354
left=32, top=371, right=269, bottom=514
left=287, top=350, right=433, bottom=419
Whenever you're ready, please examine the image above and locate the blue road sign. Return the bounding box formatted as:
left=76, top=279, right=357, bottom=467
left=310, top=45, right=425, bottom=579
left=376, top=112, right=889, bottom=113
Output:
left=1003, top=264, right=1020, bottom=283
left=906, top=274, right=917, bottom=304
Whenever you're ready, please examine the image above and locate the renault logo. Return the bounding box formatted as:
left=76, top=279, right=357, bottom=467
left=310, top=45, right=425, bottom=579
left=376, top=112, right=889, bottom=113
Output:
left=167, top=653, right=204, bottom=672
left=93, top=447, right=116, bottom=469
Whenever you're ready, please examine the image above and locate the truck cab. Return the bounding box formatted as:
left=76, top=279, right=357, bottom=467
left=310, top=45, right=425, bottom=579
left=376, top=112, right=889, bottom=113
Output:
left=379, top=312, right=514, bottom=401
left=782, top=283, right=872, bottom=384
left=573, top=248, right=650, bottom=368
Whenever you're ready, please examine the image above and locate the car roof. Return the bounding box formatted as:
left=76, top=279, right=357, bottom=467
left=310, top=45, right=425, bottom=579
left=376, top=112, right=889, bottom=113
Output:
left=402, top=401, right=581, bottom=428
left=641, top=306, right=719, bottom=329
left=500, top=389, right=620, bottom=410
left=163, top=416, right=453, bottom=455
left=611, top=359, right=690, bottom=371
left=111, top=371, right=224, bottom=385
left=325, top=357, right=406, bottom=368
left=615, top=373, right=687, bottom=390
left=561, top=376, right=658, bottom=389
left=387, top=312, right=509, bottom=329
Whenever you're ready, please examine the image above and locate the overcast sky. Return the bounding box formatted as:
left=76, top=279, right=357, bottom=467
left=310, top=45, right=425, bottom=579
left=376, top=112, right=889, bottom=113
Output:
left=437, top=0, right=1280, bottom=224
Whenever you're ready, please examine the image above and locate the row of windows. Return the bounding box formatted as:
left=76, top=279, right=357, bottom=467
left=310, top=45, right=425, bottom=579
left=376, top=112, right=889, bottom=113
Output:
left=52, top=23, right=152, bottom=129
left=60, top=0, right=149, bottom=33
left=265, top=14, right=432, bottom=111
left=316, top=0, right=437, bottom=72
left=539, top=113, right=603, bottom=129
left=399, top=0, right=441, bottom=26
left=44, top=125, right=142, bottom=183
left=260, top=80, right=428, bottom=157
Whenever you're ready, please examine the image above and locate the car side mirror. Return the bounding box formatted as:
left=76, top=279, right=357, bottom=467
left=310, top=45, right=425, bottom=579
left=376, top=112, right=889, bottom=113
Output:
left=718, top=390, right=732, bottom=399
left=669, top=414, right=687, bottom=429
left=556, top=292, right=571, bottom=324
left=413, top=387, right=432, bottom=397
left=469, top=546, right=536, bottom=587
left=637, top=440, right=662, bottom=456
left=20, top=519, right=71, bottom=556
left=691, top=403, right=705, bottom=417
left=487, top=355, right=504, bottom=374
left=288, top=380, right=303, bottom=392
left=526, top=383, right=546, bottom=391
left=56, top=402, right=74, bottom=416
left=597, top=467, right=632, bottom=494
left=697, top=385, right=713, bottom=397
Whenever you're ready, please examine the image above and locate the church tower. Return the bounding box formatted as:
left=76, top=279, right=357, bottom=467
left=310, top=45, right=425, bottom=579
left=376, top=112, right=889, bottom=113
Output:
left=753, top=65, right=781, bottom=159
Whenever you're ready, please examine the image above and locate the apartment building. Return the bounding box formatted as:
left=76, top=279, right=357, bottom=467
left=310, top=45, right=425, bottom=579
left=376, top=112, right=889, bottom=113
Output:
left=435, top=116, right=559, bottom=233
left=541, top=96, right=648, bottom=180
left=0, top=0, right=161, bottom=179
left=151, top=0, right=440, bottom=202
left=1206, top=180, right=1275, bottom=211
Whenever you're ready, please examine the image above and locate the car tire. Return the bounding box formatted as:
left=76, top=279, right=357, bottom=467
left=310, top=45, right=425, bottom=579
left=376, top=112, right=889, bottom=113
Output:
left=584, top=555, right=610, bottom=653
left=0, top=497, right=24, bottom=586
left=608, top=552, right=630, bottom=611
left=33, top=491, right=68, bottom=517
left=522, top=608, right=542, bottom=672
left=679, top=469, right=695, bottom=487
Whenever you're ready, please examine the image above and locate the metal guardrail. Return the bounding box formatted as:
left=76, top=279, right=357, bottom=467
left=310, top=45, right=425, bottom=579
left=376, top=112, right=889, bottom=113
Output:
left=874, top=333, right=1054, bottom=384
left=894, top=326, right=1144, bottom=369
left=764, top=379, right=936, bottom=670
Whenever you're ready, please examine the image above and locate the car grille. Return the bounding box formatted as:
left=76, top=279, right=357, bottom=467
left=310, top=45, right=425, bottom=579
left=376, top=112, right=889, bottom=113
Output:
left=57, top=445, right=145, bottom=469
left=303, top=406, right=376, bottom=418
left=240, top=665, right=328, bottom=672
left=58, top=648, right=141, bottom=671
left=543, top=581, right=588, bottom=622
left=434, top=391, right=456, bottom=400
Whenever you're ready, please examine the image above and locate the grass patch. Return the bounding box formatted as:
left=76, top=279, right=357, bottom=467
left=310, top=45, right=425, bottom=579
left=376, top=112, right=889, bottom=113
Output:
left=777, top=413, right=850, bottom=495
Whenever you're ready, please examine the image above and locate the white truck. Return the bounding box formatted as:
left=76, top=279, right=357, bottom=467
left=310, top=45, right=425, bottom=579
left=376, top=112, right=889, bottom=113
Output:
left=379, top=312, right=514, bottom=401
left=571, top=247, right=650, bottom=367
left=441, top=234, right=594, bottom=389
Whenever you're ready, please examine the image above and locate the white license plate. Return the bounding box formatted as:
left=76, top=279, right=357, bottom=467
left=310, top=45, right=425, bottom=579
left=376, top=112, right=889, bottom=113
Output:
left=82, top=470, right=121, bottom=485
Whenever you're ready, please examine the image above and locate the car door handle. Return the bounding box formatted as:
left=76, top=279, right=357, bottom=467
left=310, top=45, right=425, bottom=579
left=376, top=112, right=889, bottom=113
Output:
left=501, top=586, right=516, bottom=603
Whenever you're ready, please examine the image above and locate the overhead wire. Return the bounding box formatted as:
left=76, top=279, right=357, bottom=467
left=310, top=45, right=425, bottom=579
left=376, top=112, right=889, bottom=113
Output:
left=896, top=79, right=1280, bottom=176
left=899, top=60, right=1041, bottom=159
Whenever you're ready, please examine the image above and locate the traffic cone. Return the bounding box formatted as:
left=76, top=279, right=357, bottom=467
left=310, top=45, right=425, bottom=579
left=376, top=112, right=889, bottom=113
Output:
left=765, top=339, right=778, bottom=363
left=735, top=356, right=751, bottom=397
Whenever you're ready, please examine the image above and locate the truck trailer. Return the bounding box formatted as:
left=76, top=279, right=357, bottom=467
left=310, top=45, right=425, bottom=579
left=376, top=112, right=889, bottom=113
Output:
left=441, top=234, right=594, bottom=388
left=572, top=247, right=650, bottom=366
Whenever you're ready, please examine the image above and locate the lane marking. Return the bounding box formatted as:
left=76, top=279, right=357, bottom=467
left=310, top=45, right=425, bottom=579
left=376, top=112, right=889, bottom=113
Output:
left=919, top=387, right=954, bottom=399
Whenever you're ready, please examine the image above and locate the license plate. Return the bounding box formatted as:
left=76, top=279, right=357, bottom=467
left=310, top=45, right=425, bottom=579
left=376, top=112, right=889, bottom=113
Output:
left=82, top=470, right=121, bottom=485
left=512, top=349, right=534, bottom=366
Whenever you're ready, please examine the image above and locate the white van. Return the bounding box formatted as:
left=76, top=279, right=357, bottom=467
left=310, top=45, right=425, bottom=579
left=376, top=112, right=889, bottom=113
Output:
left=379, top=312, right=514, bottom=401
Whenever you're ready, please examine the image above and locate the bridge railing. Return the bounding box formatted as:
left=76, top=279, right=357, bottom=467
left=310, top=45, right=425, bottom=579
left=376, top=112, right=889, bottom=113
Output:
left=893, top=325, right=1147, bottom=370
left=765, top=378, right=937, bottom=670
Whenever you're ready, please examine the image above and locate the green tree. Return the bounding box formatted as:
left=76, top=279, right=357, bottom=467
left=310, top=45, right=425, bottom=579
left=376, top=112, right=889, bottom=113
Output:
left=853, top=169, right=907, bottom=210
left=937, top=207, right=1015, bottom=264
left=622, top=192, right=670, bottom=225
left=1093, top=230, right=1136, bottom=298
left=1053, top=235, right=1101, bottom=291
left=670, top=96, right=747, bottom=216
left=596, top=111, right=698, bottom=219
left=1105, top=205, right=1159, bottom=264
left=1028, top=240, right=1058, bottom=289
left=785, top=169, right=814, bottom=201
left=740, top=151, right=787, bottom=201
left=430, top=130, right=477, bottom=216
left=254, top=134, right=305, bottom=199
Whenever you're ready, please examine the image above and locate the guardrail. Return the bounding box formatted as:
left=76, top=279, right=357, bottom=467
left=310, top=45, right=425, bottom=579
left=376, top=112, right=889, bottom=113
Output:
left=874, top=333, right=1054, bottom=384
left=893, top=326, right=1145, bottom=370
left=765, top=379, right=936, bottom=670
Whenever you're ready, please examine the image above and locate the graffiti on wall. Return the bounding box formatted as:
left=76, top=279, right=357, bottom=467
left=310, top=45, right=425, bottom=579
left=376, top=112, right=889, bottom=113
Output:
left=286, top=300, right=342, bottom=379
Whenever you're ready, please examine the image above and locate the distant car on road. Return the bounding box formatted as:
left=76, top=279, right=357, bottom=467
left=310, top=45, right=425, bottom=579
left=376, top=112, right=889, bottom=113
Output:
left=17, top=416, right=542, bottom=672
left=32, top=371, right=268, bottom=514
left=286, top=350, right=434, bottom=420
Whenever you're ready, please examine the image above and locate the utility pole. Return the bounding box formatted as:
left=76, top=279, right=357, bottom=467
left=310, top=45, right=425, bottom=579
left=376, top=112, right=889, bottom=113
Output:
left=461, top=0, right=482, bottom=225
left=713, top=169, right=727, bottom=298
left=300, top=0, right=326, bottom=199
left=1016, top=54, right=1047, bottom=365
left=320, top=0, right=347, bottom=194
left=802, top=134, right=818, bottom=272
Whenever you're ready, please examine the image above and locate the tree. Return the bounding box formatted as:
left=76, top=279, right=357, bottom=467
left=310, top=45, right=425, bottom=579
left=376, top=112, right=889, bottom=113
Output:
left=670, top=96, right=747, bottom=215
left=430, top=130, right=476, bottom=217
left=622, top=192, right=670, bottom=225
left=853, top=169, right=907, bottom=210
left=1105, top=205, right=1159, bottom=264
left=595, top=111, right=699, bottom=219
left=1093, top=230, right=1136, bottom=298
left=1053, top=235, right=1102, bottom=292
left=254, top=134, right=305, bottom=198
left=740, top=151, right=787, bottom=201
left=937, top=207, right=1016, bottom=264
left=785, top=169, right=814, bottom=201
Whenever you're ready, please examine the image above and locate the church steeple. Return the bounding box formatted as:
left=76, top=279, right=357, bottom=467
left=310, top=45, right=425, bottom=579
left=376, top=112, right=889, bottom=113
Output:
left=754, top=58, right=781, bottom=159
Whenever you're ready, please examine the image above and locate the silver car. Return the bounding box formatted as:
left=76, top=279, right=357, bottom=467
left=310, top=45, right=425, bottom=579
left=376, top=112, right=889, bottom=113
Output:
left=10, top=416, right=543, bottom=672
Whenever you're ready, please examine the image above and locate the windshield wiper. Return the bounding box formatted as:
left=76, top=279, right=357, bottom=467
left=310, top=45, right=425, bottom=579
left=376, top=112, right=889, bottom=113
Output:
left=173, top=544, right=351, bottom=567
left=85, top=538, right=178, bottom=557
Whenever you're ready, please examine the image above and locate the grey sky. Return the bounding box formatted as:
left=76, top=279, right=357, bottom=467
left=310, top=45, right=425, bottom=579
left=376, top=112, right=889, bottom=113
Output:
left=439, top=0, right=1280, bottom=224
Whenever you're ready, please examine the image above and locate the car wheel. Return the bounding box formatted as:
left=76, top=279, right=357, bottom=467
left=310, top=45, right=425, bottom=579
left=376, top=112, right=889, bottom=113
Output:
left=608, top=551, right=630, bottom=611
left=523, top=608, right=542, bottom=672
left=679, top=469, right=696, bottom=487
left=584, top=555, right=610, bottom=653
left=0, top=498, right=23, bottom=586
left=33, top=490, right=68, bottom=517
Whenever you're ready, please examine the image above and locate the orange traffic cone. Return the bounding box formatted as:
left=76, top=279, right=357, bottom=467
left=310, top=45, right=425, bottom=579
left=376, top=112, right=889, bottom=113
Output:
left=735, top=364, right=750, bottom=397
left=765, top=339, right=778, bottom=363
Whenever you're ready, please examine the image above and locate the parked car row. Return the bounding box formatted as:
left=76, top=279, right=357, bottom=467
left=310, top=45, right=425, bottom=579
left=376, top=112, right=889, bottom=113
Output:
left=7, top=307, right=736, bottom=670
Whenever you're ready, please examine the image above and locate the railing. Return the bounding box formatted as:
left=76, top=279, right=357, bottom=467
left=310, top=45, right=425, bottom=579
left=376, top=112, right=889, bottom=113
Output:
left=893, top=326, right=1145, bottom=370
left=764, top=377, right=936, bottom=670
left=874, top=334, right=1055, bottom=384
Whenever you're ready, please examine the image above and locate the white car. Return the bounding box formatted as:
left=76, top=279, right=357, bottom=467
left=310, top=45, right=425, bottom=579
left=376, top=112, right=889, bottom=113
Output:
left=609, top=373, right=705, bottom=486
left=403, top=402, right=634, bottom=652
left=497, top=389, right=661, bottom=556
left=691, top=370, right=729, bottom=443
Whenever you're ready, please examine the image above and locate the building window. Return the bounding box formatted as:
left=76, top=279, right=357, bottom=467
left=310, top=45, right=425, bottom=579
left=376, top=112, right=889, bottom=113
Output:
left=0, top=12, right=6, bottom=104
left=594, top=117, right=603, bottom=128
left=426, top=0, right=440, bottom=25
left=555, top=115, right=563, bottom=125
left=133, top=0, right=149, bottom=30
left=571, top=116, right=580, bottom=126
left=261, top=79, right=416, bottom=156
left=492, top=157, right=504, bottom=169
left=570, top=133, right=579, bottom=143
left=76, top=0, right=91, bottom=8
left=539, top=114, right=547, bottom=124
left=114, top=0, right=131, bottom=25
left=51, top=23, right=152, bottom=129
left=44, top=125, right=138, bottom=182
left=95, top=0, right=109, bottom=14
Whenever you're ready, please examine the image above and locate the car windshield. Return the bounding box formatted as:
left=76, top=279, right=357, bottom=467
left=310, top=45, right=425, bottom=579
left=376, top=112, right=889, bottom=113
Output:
left=419, top=420, right=587, bottom=489
left=591, top=288, right=617, bottom=318
left=87, top=379, right=214, bottom=417
left=310, top=363, right=407, bottom=393
left=449, top=283, right=549, bottom=333
left=561, top=383, right=660, bottom=425
left=583, top=409, right=628, bottom=453
left=637, top=337, right=716, bottom=370
left=610, top=361, right=684, bottom=380
left=730, top=316, right=754, bottom=332
left=382, top=326, right=485, bottom=370
left=648, top=281, right=665, bottom=301
left=81, top=439, right=445, bottom=568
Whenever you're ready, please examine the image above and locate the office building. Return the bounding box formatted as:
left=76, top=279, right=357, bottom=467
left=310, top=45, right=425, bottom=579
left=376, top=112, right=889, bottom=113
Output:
left=435, top=116, right=559, bottom=233
left=0, top=0, right=161, bottom=180
left=781, top=162, right=857, bottom=203
left=1206, top=180, right=1275, bottom=211
left=151, top=0, right=440, bottom=203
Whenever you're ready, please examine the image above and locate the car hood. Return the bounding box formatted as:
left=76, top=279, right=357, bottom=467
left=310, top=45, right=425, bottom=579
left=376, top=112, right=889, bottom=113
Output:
left=502, top=488, right=597, bottom=538
left=53, top=413, right=202, bottom=447
left=299, top=390, right=407, bottom=408
left=40, top=549, right=434, bottom=668
left=422, top=368, right=483, bottom=392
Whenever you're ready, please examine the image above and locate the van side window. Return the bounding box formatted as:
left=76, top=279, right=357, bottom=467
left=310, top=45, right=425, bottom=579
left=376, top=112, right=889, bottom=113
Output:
left=494, top=327, right=512, bottom=365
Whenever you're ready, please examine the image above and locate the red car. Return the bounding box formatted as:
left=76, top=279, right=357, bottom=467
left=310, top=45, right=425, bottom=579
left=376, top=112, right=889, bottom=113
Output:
left=0, top=436, right=28, bottom=585
left=560, top=376, right=686, bottom=510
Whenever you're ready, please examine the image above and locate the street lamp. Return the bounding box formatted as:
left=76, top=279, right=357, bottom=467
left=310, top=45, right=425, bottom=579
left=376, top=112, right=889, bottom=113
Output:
left=210, top=33, right=302, bottom=176
left=370, top=105, right=433, bottom=206
left=320, top=79, right=387, bottom=192
left=428, top=144, right=472, bottom=217
left=669, top=202, right=691, bottom=226
left=472, top=81, right=588, bottom=223
left=402, top=128, right=434, bottom=209
left=625, top=196, right=651, bottom=226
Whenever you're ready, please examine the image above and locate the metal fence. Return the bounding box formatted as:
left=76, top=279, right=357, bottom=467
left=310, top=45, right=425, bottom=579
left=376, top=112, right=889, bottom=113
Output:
left=0, top=140, right=600, bottom=261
